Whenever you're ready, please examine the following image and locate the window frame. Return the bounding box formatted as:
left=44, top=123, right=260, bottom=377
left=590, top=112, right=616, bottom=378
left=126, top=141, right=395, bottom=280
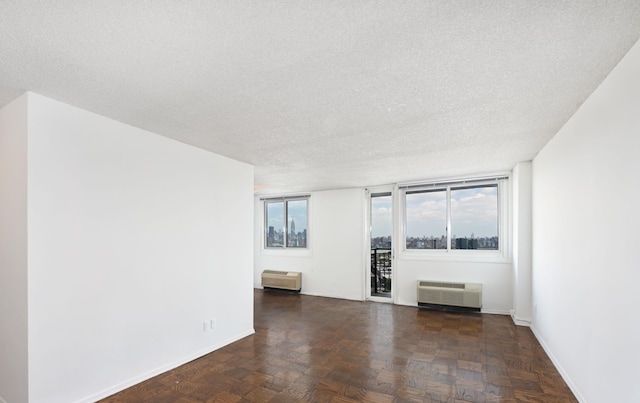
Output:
left=263, top=195, right=309, bottom=250
left=401, top=177, right=507, bottom=259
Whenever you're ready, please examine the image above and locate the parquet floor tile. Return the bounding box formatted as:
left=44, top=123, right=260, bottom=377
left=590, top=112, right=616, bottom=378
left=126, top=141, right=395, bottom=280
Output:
left=100, top=289, right=577, bottom=402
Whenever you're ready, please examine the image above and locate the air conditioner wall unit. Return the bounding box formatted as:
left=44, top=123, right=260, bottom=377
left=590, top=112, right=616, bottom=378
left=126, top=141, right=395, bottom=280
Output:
left=262, top=270, right=302, bottom=292
left=417, top=280, right=482, bottom=311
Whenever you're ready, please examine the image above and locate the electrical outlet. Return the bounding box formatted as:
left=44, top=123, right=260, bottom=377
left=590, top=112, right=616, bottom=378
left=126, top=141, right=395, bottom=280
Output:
left=203, top=321, right=207, bottom=332
left=210, top=319, right=216, bottom=331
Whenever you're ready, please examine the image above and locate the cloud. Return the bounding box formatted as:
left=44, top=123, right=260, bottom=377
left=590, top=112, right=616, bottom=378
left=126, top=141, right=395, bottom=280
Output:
left=371, top=197, right=392, bottom=237
left=405, top=187, right=498, bottom=238
left=405, top=192, right=447, bottom=237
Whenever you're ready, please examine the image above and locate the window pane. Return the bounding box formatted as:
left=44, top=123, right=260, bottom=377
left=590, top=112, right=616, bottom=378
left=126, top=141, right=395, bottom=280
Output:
left=450, top=185, right=498, bottom=250
left=405, top=190, right=447, bottom=249
left=371, top=194, right=392, bottom=249
left=286, top=199, right=307, bottom=248
left=266, top=201, right=284, bottom=247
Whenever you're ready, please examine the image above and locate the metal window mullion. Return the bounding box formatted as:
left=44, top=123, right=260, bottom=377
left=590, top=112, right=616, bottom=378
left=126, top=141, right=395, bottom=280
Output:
left=260, top=194, right=310, bottom=201
left=446, top=186, right=452, bottom=251
left=497, top=181, right=502, bottom=251
left=264, top=202, right=268, bottom=248
left=283, top=201, right=288, bottom=249
left=399, top=175, right=508, bottom=190
left=402, top=190, right=407, bottom=252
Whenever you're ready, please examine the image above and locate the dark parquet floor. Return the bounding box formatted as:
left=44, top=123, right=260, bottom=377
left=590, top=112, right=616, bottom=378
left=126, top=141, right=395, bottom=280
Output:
left=101, top=289, right=577, bottom=402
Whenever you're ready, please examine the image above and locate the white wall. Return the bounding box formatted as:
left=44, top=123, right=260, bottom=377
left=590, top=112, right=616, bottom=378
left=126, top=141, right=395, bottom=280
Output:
left=395, top=259, right=512, bottom=313
left=18, top=93, right=254, bottom=403
left=254, top=188, right=366, bottom=301
left=532, top=39, right=640, bottom=403
left=254, top=186, right=514, bottom=313
left=0, top=95, right=29, bottom=403
left=511, top=161, right=532, bottom=325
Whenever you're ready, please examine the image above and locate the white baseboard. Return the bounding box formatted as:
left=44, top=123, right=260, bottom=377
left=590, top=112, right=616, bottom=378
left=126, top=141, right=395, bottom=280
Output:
left=481, top=308, right=511, bottom=315
left=529, top=324, right=585, bottom=403
left=76, top=328, right=255, bottom=403
left=510, top=309, right=532, bottom=326
left=298, top=290, right=364, bottom=302
left=396, top=298, right=511, bottom=316
left=387, top=299, right=415, bottom=307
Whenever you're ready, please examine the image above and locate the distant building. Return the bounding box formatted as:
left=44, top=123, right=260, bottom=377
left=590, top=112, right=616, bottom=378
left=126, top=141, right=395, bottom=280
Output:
left=455, top=238, right=478, bottom=249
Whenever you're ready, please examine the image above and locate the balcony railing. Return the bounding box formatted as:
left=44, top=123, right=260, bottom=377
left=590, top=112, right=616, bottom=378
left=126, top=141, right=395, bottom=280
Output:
left=371, top=248, right=391, bottom=296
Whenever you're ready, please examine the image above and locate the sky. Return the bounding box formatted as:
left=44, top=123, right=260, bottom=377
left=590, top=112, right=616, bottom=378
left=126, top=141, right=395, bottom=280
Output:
left=371, top=195, right=392, bottom=238
left=371, top=186, right=498, bottom=239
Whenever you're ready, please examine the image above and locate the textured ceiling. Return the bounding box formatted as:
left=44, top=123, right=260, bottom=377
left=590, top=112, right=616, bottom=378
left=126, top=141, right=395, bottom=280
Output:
left=1, top=1, right=639, bottom=195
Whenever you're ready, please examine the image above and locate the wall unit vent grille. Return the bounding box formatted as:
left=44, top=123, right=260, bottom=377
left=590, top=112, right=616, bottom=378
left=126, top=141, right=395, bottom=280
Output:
left=262, top=270, right=302, bottom=291
left=417, top=281, right=482, bottom=310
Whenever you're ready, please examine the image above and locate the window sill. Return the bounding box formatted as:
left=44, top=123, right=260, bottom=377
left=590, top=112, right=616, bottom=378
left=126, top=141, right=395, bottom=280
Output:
left=400, top=249, right=510, bottom=264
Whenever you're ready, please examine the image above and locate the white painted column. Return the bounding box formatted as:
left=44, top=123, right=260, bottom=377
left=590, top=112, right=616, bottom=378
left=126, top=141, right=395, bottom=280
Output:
left=0, top=94, right=29, bottom=403
left=511, top=161, right=532, bottom=326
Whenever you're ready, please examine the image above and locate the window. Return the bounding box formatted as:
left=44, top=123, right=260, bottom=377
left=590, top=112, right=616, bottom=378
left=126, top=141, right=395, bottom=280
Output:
left=405, top=189, right=447, bottom=249
left=264, top=196, right=308, bottom=249
left=404, top=179, right=504, bottom=252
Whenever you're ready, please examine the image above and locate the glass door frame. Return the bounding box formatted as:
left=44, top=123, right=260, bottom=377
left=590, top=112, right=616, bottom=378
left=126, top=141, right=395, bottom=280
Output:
left=365, top=186, right=396, bottom=303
